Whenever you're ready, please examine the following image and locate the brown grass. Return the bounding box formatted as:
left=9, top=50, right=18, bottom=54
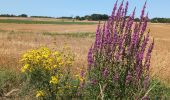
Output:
left=0, top=22, right=169, bottom=84
left=0, top=23, right=97, bottom=33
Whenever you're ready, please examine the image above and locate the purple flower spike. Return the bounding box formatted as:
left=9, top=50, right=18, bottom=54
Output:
left=111, top=0, right=118, bottom=19
left=145, top=39, right=154, bottom=70
left=88, top=46, right=93, bottom=70
left=80, top=69, right=85, bottom=78
left=116, top=0, right=124, bottom=17
left=126, top=72, right=132, bottom=84
left=141, top=1, right=147, bottom=20
left=140, top=13, right=149, bottom=37
left=102, top=68, right=109, bottom=78
left=125, top=1, right=129, bottom=16
left=91, top=79, right=97, bottom=85
left=94, top=23, right=101, bottom=49
left=113, top=74, right=119, bottom=82
left=132, top=7, right=136, bottom=19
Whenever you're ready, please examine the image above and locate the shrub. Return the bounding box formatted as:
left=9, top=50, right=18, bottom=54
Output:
left=86, top=0, right=154, bottom=99
left=20, top=47, right=80, bottom=99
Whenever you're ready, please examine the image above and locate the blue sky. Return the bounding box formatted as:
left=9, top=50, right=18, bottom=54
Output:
left=0, top=0, right=170, bottom=18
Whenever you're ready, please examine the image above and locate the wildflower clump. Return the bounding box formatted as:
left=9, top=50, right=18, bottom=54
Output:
left=21, top=47, right=73, bottom=72
left=86, top=0, right=154, bottom=99
left=21, top=47, right=79, bottom=99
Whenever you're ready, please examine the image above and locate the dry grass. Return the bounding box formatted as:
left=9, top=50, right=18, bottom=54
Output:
left=0, top=32, right=93, bottom=74
left=148, top=23, right=170, bottom=85
left=0, top=22, right=169, bottom=84
left=0, top=23, right=97, bottom=33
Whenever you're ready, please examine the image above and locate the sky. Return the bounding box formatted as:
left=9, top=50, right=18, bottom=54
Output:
left=0, top=0, right=170, bottom=18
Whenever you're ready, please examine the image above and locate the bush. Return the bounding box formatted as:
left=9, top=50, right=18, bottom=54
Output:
left=20, top=47, right=81, bottom=99
left=85, top=0, right=154, bottom=99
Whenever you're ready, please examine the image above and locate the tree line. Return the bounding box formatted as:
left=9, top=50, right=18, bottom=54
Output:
left=75, top=14, right=109, bottom=21
left=150, top=18, right=170, bottom=23
left=75, top=15, right=170, bottom=23
left=0, top=14, right=28, bottom=17
left=0, top=13, right=170, bottom=23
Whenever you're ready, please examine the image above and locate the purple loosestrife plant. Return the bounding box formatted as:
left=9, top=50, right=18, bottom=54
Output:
left=86, top=0, right=154, bottom=99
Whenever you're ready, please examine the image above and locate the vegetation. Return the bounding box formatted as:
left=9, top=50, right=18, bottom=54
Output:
left=1, top=13, right=170, bottom=23
left=18, top=14, right=28, bottom=17
left=30, top=16, right=54, bottom=18
left=58, top=17, right=73, bottom=19
left=85, top=1, right=155, bottom=99
left=43, top=32, right=95, bottom=38
left=0, top=14, right=28, bottom=17
left=20, top=47, right=81, bottom=99
left=150, top=18, right=170, bottom=23
left=0, top=69, right=21, bottom=98
left=75, top=14, right=109, bottom=21
left=0, top=0, right=170, bottom=99
left=0, top=19, right=96, bottom=25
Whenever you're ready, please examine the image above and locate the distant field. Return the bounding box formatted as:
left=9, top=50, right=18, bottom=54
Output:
left=0, top=23, right=97, bottom=33
left=0, top=19, right=97, bottom=25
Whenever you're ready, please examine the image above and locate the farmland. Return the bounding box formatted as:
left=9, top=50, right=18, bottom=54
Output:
left=0, top=17, right=170, bottom=98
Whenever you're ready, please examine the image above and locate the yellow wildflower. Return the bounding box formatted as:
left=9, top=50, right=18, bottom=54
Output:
left=54, top=51, right=60, bottom=56
left=75, top=74, right=84, bottom=82
left=59, top=62, right=64, bottom=66
left=57, top=57, right=62, bottom=62
left=35, top=55, right=41, bottom=60
left=21, top=64, right=30, bottom=72
left=75, top=74, right=79, bottom=78
left=79, top=77, right=85, bottom=82
left=50, top=76, right=59, bottom=84
left=42, top=54, right=49, bottom=58
left=53, top=65, right=57, bottom=68
left=36, top=90, right=45, bottom=97
left=59, top=74, right=63, bottom=77
left=66, top=60, right=72, bottom=65
left=45, top=66, right=52, bottom=71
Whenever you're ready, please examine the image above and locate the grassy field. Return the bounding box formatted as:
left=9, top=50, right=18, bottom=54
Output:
left=0, top=19, right=96, bottom=25
left=0, top=18, right=170, bottom=98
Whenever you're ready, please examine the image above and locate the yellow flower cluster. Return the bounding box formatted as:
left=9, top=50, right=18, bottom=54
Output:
left=21, top=63, right=30, bottom=72
left=50, top=76, right=59, bottom=84
left=36, top=90, right=45, bottom=97
left=21, top=47, right=74, bottom=72
left=20, top=47, right=75, bottom=98
left=75, top=74, right=85, bottom=82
